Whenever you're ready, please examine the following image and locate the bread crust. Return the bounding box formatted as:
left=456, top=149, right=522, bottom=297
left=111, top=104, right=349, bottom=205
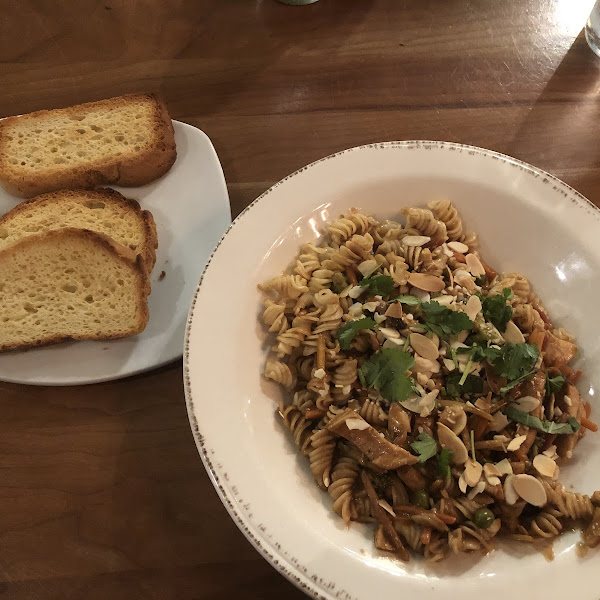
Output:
left=0, top=227, right=150, bottom=353
left=0, top=187, right=158, bottom=271
left=0, top=93, right=177, bottom=198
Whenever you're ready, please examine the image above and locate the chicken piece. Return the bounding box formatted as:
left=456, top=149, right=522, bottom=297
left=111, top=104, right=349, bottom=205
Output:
left=326, top=408, right=418, bottom=470
left=556, top=384, right=587, bottom=459
left=543, top=332, right=577, bottom=367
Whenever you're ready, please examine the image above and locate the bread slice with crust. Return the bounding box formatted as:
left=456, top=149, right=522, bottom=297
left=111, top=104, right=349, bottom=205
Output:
left=0, top=228, right=150, bottom=352
left=0, top=188, right=158, bottom=271
left=0, top=93, right=176, bottom=198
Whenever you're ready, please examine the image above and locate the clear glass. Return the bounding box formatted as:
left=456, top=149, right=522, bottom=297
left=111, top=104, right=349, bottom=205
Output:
left=586, top=0, right=600, bottom=57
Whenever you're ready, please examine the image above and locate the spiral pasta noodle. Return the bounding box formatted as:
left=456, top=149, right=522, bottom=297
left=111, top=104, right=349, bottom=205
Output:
left=259, top=200, right=598, bottom=562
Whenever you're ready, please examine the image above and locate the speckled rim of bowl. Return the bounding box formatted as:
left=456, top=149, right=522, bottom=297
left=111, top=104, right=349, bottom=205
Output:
left=182, top=140, right=600, bottom=600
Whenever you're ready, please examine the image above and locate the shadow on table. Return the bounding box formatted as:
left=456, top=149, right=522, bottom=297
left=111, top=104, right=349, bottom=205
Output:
left=505, top=29, right=600, bottom=202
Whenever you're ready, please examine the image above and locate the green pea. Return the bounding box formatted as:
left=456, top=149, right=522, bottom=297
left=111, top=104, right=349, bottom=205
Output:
left=473, top=507, right=495, bottom=529
left=411, top=489, right=430, bottom=510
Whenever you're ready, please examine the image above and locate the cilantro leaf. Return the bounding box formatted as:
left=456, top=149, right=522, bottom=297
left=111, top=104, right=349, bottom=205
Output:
left=391, top=294, right=421, bottom=306
left=475, top=274, right=487, bottom=286
left=545, top=373, right=566, bottom=397
left=359, top=274, right=395, bottom=297
left=505, top=405, right=580, bottom=435
left=456, top=343, right=489, bottom=363
left=410, top=433, right=438, bottom=463
left=331, top=272, right=349, bottom=294
left=358, top=348, right=415, bottom=403
left=486, top=342, right=539, bottom=380
left=499, top=368, right=537, bottom=395
left=337, top=318, right=377, bottom=350
left=446, top=371, right=485, bottom=398
left=438, top=448, right=453, bottom=478
left=481, top=288, right=513, bottom=332
left=421, top=301, right=473, bottom=338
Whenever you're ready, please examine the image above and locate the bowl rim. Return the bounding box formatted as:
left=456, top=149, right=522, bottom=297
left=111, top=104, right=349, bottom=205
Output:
left=182, top=140, right=599, bottom=600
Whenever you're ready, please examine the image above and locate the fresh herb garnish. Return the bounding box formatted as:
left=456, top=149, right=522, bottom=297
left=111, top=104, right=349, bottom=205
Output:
left=358, top=348, right=415, bottom=403
left=337, top=318, right=377, bottom=350
left=499, top=368, right=537, bottom=395
left=481, top=288, right=513, bottom=333
left=359, top=274, right=395, bottom=297
left=456, top=343, right=489, bottom=363
left=505, top=405, right=581, bottom=435
left=486, top=342, right=539, bottom=382
left=475, top=274, right=487, bottom=286
left=410, top=433, right=438, bottom=463
left=545, top=373, right=566, bottom=397
left=445, top=371, right=485, bottom=397
left=470, top=429, right=476, bottom=461
left=421, top=301, right=473, bottom=338
left=437, top=448, right=453, bottom=478
left=391, top=294, right=421, bottom=306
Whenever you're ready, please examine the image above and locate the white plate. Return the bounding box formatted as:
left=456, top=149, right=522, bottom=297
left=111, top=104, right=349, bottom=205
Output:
left=0, top=121, right=231, bottom=385
left=184, top=142, right=600, bottom=600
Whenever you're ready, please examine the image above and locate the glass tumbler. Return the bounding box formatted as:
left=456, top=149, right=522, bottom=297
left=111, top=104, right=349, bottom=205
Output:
left=586, top=0, right=600, bottom=57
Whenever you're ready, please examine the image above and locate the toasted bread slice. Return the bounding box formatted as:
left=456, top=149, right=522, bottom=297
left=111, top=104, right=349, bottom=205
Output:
left=0, top=228, right=150, bottom=352
left=0, top=188, right=158, bottom=271
left=0, top=93, right=176, bottom=198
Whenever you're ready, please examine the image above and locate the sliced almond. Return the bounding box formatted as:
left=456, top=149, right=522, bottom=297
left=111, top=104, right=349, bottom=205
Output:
left=458, top=473, right=468, bottom=494
left=313, top=368, right=326, bottom=379
left=373, top=312, right=387, bottom=324
left=490, top=411, right=509, bottom=432
left=408, top=288, right=429, bottom=304
left=443, top=358, right=456, bottom=372
left=507, top=434, right=527, bottom=452
left=464, top=459, right=483, bottom=487
left=403, top=235, right=430, bottom=247
left=385, top=303, right=403, bottom=318
left=437, top=422, right=469, bottom=464
left=346, top=418, right=370, bottom=431
left=513, top=395, right=540, bottom=413
left=533, top=454, right=557, bottom=478
left=467, top=480, right=486, bottom=500
left=348, top=302, right=364, bottom=317
left=363, top=301, right=378, bottom=312
left=503, top=320, right=525, bottom=344
left=410, top=333, right=439, bottom=361
left=407, top=272, right=445, bottom=292
left=474, top=398, right=491, bottom=411
left=400, top=394, right=423, bottom=415
left=504, top=475, right=519, bottom=505
left=378, top=499, right=396, bottom=517
left=418, top=389, right=439, bottom=417
left=382, top=338, right=403, bottom=349
left=412, top=356, right=440, bottom=375
left=435, top=294, right=455, bottom=307
left=464, top=294, right=482, bottom=321
left=513, top=474, right=547, bottom=507
left=457, top=330, right=469, bottom=343
left=379, top=327, right=400, bottom=340
left=448, top=241, right=469, bottom=254
left=486, top=475, right=501, bottom=487
left=348, top=285, right=365, bottom=299
left=357, top=259, right=378, bottom=277
left=465, top=253, right=485, bottom=276
left=484, top=463, right=502, bottom=479
left=542, top=445, right=558, bottom=459
left=495, top=458, right=513, bottom=477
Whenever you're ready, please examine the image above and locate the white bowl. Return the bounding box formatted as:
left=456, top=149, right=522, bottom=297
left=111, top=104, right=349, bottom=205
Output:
left=184, top=141, right=600, bottom=600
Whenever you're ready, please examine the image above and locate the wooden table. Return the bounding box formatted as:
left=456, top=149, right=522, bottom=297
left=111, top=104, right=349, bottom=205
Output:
left=1, top=1, right=599, bottom=597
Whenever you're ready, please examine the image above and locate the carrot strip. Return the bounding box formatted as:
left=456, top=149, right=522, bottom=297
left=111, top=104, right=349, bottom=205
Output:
left=585, top=401, right=592, bottom=419
left=582, top=417, right=599, bottom=433
left=420, top=527, right=432, bottom=545
left=304, top=409, right=326, bottom=420
left=345, top=266, right=358, bottom=286
left=316, top=334, right=326, bottom=370
left=481, top=260, right=497, bottom=280
left=570, top=369, right=583, bottom=384
left=473, top=416, right=490, bottom=442
left=453, top=251, right=466, bottom=263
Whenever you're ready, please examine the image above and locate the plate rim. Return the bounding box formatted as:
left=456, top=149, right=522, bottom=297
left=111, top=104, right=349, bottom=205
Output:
left=0, top=120, right=231, bottom=386
left=183, top=140, right=600, bottom=599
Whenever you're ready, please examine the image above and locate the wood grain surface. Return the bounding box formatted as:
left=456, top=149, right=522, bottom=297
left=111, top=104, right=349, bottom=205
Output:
left=0, top=0, right=599, bottom=597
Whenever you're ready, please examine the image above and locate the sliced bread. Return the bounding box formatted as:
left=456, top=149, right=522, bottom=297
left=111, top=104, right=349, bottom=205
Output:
left=0, top=93, right=176, bottom=198
left=0, top=228, right=150, bottom=352
left=0, top=188, right=158, bottom=271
